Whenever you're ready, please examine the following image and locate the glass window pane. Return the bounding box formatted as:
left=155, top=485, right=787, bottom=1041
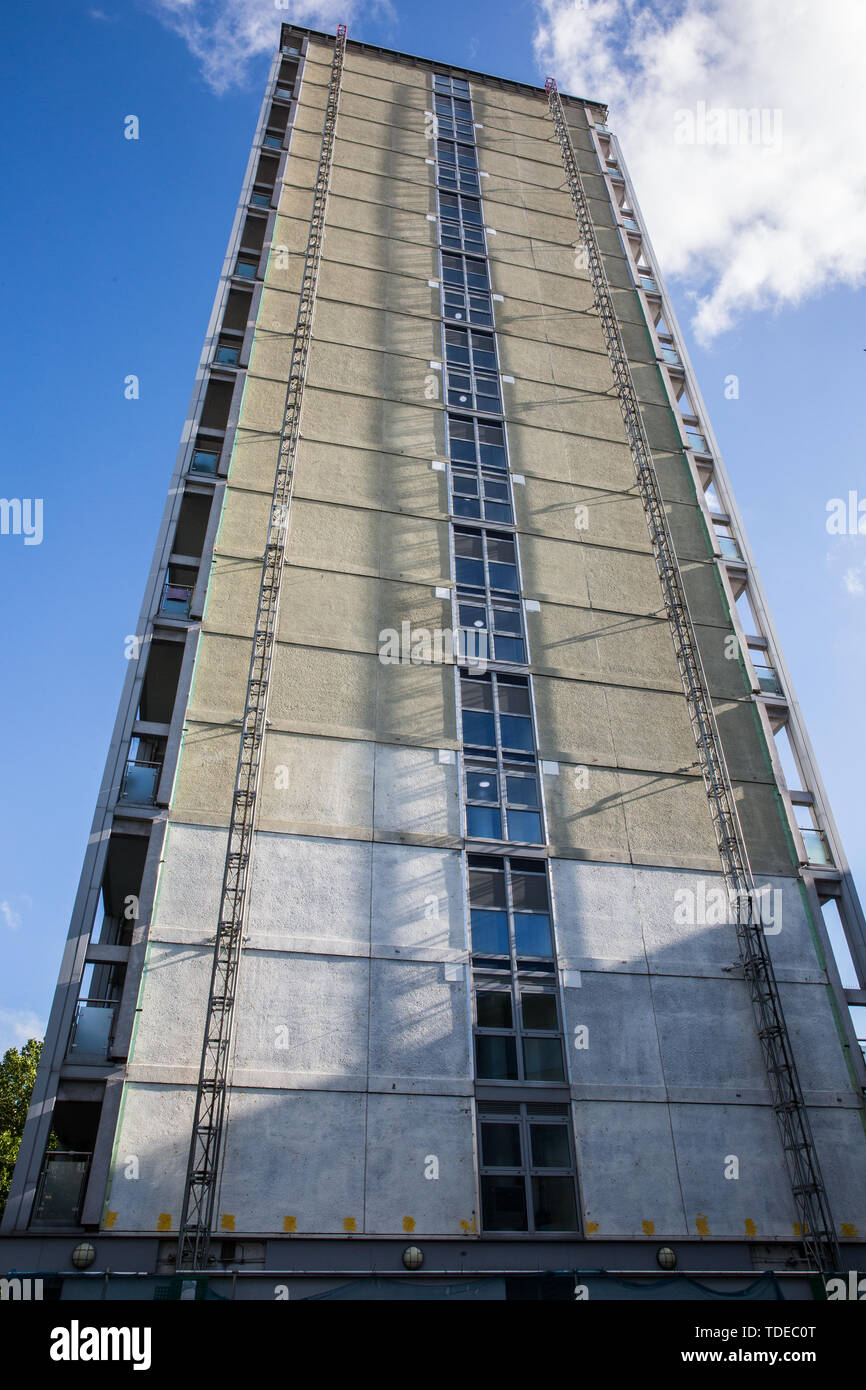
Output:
left=523, top=1036, right=565, bottom=1082
left=462, top=711, right=495, bottom=747
left=476, top=991, right=513, bottom=1028
left=485, top=501, right=512, bottom=523
left=455, top=557, right=484, bottom=587
left=467, top=804, right=502, bottom=838
left=459, top=602, right=486, bottom=627
left=493, top=636, right=525, bottom=663
left=481, top=1122, right=521, bottom=1167
left=468, top=869, right=506, bottom=908
left=493, top=608, right=521, bottom=633
left=531, top=1175, right=578, bottom=1231
left=514, top=912, right=552, bottom=955
left=486, top=536, right=514, bottom=563
left=509, top=871, right=549, bottom=910
left=530, top=1123, right=571, bottom=1168
left=497, top=680, right=530, bottom=714
left=499, top=714, right=533, bottom=750
left=481, top=1175, right=528, bottom=1231
left=454, top=530, right=483, bottom=556
left=475, top=1033, right=518, bottom=1080
left=522, top=994, right=558, bottom=1031
left=467, top=771, right=498, bottom=802
left=506, top=776, right=538, bottom=807
left=460, top=676, right=493, bottom=709
left=506, top=809, right=542, bottom=844
left=454, top=496, right=482, bottom=517
left=488, top=563, right=518, bottom=593
left=470, top=907, right=508, bottom=952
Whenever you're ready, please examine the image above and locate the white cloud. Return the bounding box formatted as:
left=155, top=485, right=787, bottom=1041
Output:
left=0, top=1008, right=45, bottom=1054
left=533, top=1, right=866, bottom=341
left=1, top=900, right=22, bottom=931
left=147, top=1, right=375, bottom=93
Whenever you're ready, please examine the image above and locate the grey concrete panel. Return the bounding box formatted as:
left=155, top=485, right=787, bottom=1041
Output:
left=668, top=1103, right=796, bottom=1239
left=248, top=833, right=372, bottom=953
left=219, top=1089, right=366, bottom=1234
left=364, top=1094, right=477, bottom=1235
left=563, top=972, right=666, bottom=1090
left=652, top=975, right=769, bottom=1091
left=233, top=953, right=369, bottom=1078
left=617, top=769, right=720, bottom=870
left=103, top=1084, right=193, bottom=1231
left=370, top=842, right=467, bottom=957
left=372, top=743, right=462, bottom=846
left=572, top=1099, right=687, bottom=1236
left=515, top=477, right=651, bottom=552
left=368, top=959, right=471, bottom=1085
left=544, top=762, right=631, bottom=862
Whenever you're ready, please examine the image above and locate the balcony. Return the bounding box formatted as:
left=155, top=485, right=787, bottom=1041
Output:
left=119, top=758, right=162, bottom=805
left=752, top=663, right=782, bottom=695
left=66, top=998, right=116, bottom=1060
left=160, top=578, right=193, bottom=618
left=801, top=827, right=833, bottom=866
left=31, top=1152, right=91, bottom=1227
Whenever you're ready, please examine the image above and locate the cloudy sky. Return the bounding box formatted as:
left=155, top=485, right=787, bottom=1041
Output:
left=0, top=0, right=863, bottom=1050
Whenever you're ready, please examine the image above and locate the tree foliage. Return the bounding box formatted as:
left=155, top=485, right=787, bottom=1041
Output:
left=0, top=1038, right=43, bottom=1218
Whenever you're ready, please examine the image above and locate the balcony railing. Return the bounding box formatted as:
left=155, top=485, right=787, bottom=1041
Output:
left=801, top=827, right=833, bottom=866
left=717, top=535, right=743, bottom=561
left=752, top=663, right=783, bottom=695
left=31, top=1151, right=91, bottom=1227
left=190, top=449, right=218, bottom=476
left=160, top=580, right=193, bottom=618
left=67, top=998, right=117, bottom=1059
left=119, top=759, right=162, bottom=805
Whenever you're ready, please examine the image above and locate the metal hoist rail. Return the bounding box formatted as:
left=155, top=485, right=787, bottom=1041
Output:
left=545, top=78, right=840, bottom=1273
left=177, top=25, right=348, bottom=1273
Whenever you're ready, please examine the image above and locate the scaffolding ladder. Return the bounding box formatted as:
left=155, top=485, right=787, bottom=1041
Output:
left=545, top=78, right=840, bottom=1273
left=176, top=26, right=348, bottom=1273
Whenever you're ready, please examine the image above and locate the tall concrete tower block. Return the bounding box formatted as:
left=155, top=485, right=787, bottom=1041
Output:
left=3, top=25, right=865, bottom=1301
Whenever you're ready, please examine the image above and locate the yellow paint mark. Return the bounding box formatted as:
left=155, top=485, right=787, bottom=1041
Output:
left=585, top=1221, right=599, bottom=1235
left=402, top=1216, right=416, bottom=1233
left=793, top=1222, right=805, bottom=1238
left=220, top=1213, right=235, bottom=1231
left=459, top=1217, right=476, bottom=1235
left=156, top=1213, right=172, bottom=1232
left=695, top=1213, right=710, bottom=1236
left=343, top=1217, right=357, bottom=1233
left=744, top=1219, right=757, bottom=1239
left=641, top=1220, right=655, bottom=1236
left=841, top=1223, right=858, bottom=1238
left=103, top=1211, right=117, bottom=1230
left=283, top=1216, right=297, bottom=1234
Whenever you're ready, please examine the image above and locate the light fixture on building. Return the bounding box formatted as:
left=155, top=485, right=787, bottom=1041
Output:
left=402, top=1246, right=423, bottom=1271
left=71, top=1242, right=97, bottom=1270
left=656, top=1246, right=677, bottom=1270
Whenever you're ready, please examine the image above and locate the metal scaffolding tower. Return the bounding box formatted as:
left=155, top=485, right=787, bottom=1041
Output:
left=176, top=25, right=348, bottom=1273
left=545, top=78, right=840, bottom=1274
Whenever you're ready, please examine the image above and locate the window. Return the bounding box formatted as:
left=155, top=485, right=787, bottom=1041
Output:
left=434, top=93, right=475, bottom=142
left=263, top=132, right=283, bottom=150
left=250, top=190, right=271, bottom=209
left=436, top=138, right=479, bottom=193
left=215, top=338, right=241, bottom=366
left=450, top=465, right=512, bottom=524
left=433, top=73, right=471, bottom=99
left=458, top=596, right=525, bottom=665
left=448, top=414, right=507, bottom=470
left=444, top=326, right=500, bottom=412
left=460, top=674, right=542, bottom=844
left=713, top=521, right=742, bottom=561
left=190, top=446, right=219, bottom=476
left=454, top=527, right=519, bottom=596
left=478, top=1102, right=579, bottom=1232
left=467, top=855, right=555, bottom=973
left=438, top=191, right=485, bottom=252
left=235, top=257, right=258, bottom=280
left=442, top=254, right=492, bottom=325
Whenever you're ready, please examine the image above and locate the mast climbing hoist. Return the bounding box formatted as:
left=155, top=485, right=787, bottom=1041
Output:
left=545, top=76, right=840, bottom=1274
left=176, top=25, right=348, bottom=1273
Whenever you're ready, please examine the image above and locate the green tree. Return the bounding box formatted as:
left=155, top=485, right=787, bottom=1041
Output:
left=0, top=1038, right=43, bottom=1219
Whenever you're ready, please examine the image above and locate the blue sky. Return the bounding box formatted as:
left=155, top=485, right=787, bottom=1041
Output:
left=1, top=0, right=864, bottom=1051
